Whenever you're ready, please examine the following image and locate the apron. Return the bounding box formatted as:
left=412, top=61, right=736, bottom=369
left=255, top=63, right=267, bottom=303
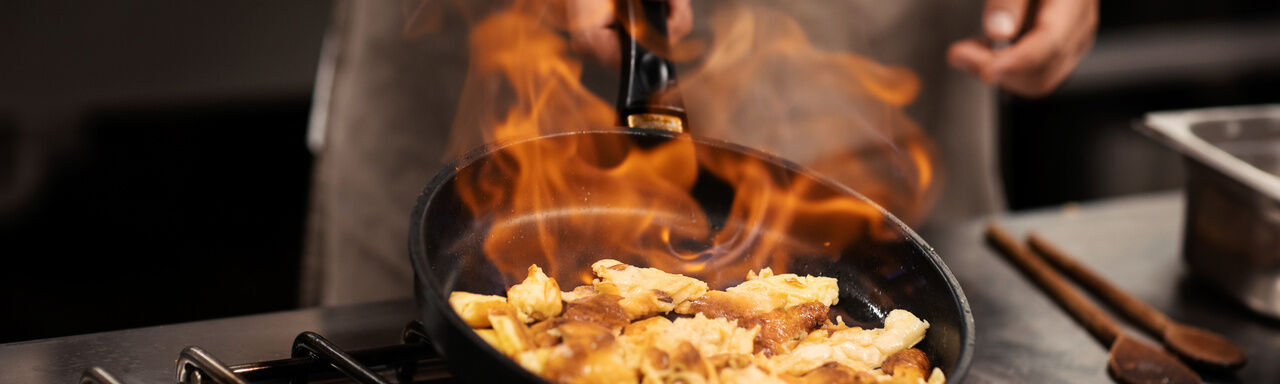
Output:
left=302, top=0, right=1001, bottom=306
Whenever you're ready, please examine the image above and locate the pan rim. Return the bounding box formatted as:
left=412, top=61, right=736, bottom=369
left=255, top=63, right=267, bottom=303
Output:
left=408, top=129, right=975, bottom=383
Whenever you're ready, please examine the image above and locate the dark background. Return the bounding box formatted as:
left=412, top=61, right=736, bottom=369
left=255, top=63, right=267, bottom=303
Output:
left=1002, top=1, right=1280, bottom=207
left=0, top=0, right=332, bottom=343
left=0, top=0, right=1277, bottom=343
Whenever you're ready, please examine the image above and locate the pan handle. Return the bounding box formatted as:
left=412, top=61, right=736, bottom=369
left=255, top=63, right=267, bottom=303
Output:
left=615, top=0, right=687, bottom=132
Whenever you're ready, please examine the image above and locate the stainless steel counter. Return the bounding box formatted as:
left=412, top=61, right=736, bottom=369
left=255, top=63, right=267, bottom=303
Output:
left=2, top=191, right=1277, bottom=383
left=928, top=191, right=1279, bottom=383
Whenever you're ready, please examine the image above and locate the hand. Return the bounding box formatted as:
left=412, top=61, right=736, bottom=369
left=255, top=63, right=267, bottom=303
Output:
left=947, top=0, right=1098, bottom=97
left=566, top=0, right=693, bottom=69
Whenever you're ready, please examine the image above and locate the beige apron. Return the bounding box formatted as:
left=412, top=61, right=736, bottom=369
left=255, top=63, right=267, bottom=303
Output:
left=302, top=0, right=1001, bottom=306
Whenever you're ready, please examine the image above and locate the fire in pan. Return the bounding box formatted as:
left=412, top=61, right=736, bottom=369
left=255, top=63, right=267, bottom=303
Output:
left=408, top=1, right=974, bottom=382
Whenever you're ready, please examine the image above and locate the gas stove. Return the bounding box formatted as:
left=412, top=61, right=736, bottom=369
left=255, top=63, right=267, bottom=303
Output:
left=0, top=299, right=448, bottom=384
left=97, top=324, right=442, bottom=383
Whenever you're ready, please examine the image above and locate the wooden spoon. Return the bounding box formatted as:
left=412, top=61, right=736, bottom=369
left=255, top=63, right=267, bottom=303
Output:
left=985, top=224, right=1200, bottom=384
left=1027, top=233, right=1248, bottom=370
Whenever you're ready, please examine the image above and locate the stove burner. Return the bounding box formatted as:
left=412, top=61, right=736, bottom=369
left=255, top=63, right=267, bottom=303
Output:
left=79, top=322, right=451, bottom=384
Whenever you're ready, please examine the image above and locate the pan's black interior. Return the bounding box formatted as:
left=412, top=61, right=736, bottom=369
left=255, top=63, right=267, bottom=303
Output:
left=410, top=130, right=973, bottom=383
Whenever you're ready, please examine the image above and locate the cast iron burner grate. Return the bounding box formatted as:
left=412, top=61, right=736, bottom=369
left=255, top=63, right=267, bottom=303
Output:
left=79, top=321, right=454, bottom=384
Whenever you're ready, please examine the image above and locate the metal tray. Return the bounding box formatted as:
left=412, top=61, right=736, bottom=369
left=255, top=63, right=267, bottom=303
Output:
left=1140, top=105, right=1280, bottom=318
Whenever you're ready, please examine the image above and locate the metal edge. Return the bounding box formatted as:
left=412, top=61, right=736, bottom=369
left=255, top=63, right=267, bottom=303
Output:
left=408, top=166, right=552, bottom=383
left=408, top=129, right=976, bottom=382
left=1140, top=104, right=1280, bottom=201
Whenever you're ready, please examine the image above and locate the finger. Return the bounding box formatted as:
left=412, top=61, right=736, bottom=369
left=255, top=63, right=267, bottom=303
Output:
left=569, top=0, right=692, bottom=68
left=566, top=0, right=613, bottom=33
left=985, top=0, right=1096, bottom=96
left=667, top=0, right=693, bottom=42
left=571, top=28, right=621, bottom=70
left=1034, top=0, right=1098, bottom=59
left=984, top=27, right=1055, bottom=79
left=567, top=0, right=620, bottom=68
left=984, top=0, right=1030, bottom=42
left=947, top=39, right=998, bottom=83
left=984, top=31, right=1063, bottom=96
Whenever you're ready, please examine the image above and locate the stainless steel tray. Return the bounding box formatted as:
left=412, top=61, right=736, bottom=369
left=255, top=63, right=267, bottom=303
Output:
left=1140, top=105, right=1280, bottom=318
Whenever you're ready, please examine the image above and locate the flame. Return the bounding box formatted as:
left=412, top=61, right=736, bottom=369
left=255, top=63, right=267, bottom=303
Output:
left=444, top=1, right=939, bottom=287
left=681, top=4, right=938, bottom=225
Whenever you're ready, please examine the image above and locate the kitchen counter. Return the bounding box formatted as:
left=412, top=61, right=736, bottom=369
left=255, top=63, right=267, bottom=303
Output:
left=2, top=191, right=1277, bottom=383
left=928, top=191, right=1279, bottom=383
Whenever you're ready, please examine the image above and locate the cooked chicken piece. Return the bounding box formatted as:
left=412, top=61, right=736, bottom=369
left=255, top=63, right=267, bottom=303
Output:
left=562, top=292, right=630, bottom=331
left=876, top=367, right=945, bottom=384
left=486, top=310, right=536, bottom=356
left=449, top=291, right=516, bottom=328
left=527, top=317, right=563, bottom=348
left=507, top=265, right=563, bottom=323
left=620, top=315, right=763, bottom=384
left=557, top=320, right=617, bottom=355
left=925, top=368, right=946, bottom=384
left=873, top=310, right=929, bottom=357
left=881, top=348, right=929, bottom=380
left=621, top=316, right=671, bottom=336
left=534, top=343, right=636, bottom=384
left=666, top=315, right=758, bottom=358
left=515, top=347, right=553, bottom=376
left=788, top=362, right=879, bottom=384
left=454, top=262, right=935, bottom=384
left=474, top=328, right=500, bottom=346
left=679, top=293, right=829, bottom=357
left=633, top=342, right=717, bottom=384
left=807, top=327, right=881, bottom=369
left=561, top=285, right=599, bottom=302
left=727, top=268, right=838, bottom=309
left=675, top=289, right=783, bottom=317
left=758, top=309, right=929, bottom=376
left=749, top=302, right=831, bottom=356
left=760, top=335, right=877, bottom=375
left=538, top=321, right=637, bottom=384
left=719, top=364, right=788, bottom=384
left=620, top=313, right=758, bottom=359
left=675, top=268, right=837, bottom=346
left=590, top=259, right=708, bottom=319
left=746, top=268, right=773, bottom=280
left=707, top=353, right=755, bottom=370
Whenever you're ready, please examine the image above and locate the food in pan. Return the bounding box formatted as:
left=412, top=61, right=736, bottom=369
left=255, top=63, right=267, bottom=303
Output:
left=449, top=260, right=945, bottom=384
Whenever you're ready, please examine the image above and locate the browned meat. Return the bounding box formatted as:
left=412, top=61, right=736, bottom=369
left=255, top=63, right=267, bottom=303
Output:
left=789, top=362, right=877, bottom=384
left=745, top=302, right=829, bottom=356
left=683, top=292, right=829, bottom=356
left=881, top=348, right=930, bottom=380
left=562, top=293, right=630, bottom=331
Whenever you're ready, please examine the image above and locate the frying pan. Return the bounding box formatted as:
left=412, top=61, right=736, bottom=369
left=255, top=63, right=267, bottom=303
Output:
left=408, top=1, right=974, bottom=382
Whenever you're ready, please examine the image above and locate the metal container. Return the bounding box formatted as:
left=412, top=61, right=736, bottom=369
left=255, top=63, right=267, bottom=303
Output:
left=1140, top=105, right=1280, bottom=318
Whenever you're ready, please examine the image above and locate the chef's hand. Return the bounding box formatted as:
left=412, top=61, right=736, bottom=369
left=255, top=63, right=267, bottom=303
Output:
left=566, top=0, right=693, bottom=69
left=947, top=0, right=1098, bottom=97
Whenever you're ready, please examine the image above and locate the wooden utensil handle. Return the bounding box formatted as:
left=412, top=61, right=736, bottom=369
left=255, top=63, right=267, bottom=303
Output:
left=1027, top=233, right=1173, bottom=334
left=985, top=224, right=1122, bottom=346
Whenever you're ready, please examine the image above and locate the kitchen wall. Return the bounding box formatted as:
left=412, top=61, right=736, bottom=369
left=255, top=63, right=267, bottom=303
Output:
left=0, top=0, right=332, bottom=342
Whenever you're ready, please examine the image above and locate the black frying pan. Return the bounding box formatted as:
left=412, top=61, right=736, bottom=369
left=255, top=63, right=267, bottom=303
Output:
left=408, top=1, right=974, bottom=382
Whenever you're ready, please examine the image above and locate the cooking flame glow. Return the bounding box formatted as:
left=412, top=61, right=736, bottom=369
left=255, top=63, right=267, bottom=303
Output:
left=444, top=1, right=939, bottom=287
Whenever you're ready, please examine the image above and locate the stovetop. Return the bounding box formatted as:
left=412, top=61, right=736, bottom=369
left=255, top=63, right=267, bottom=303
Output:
left=2, top=192, right=1277, bottom=383
left=0, top=299, right=431, bottom=383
